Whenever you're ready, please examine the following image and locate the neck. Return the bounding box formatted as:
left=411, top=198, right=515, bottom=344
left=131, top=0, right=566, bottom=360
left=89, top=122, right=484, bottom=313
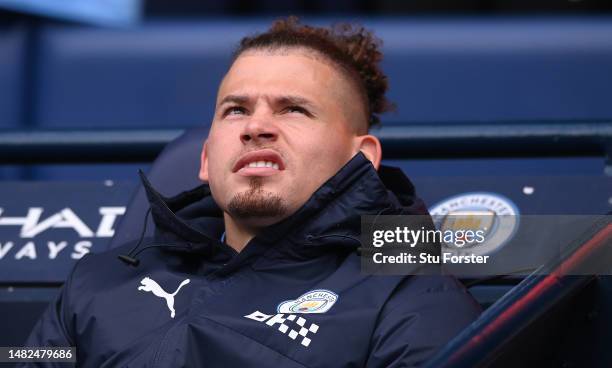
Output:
left=223, top=213, right=259, bottom=252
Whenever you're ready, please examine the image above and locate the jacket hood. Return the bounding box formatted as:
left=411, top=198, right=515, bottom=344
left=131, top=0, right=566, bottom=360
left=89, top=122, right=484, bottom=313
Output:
left=137, top=152, right=429, bottom=259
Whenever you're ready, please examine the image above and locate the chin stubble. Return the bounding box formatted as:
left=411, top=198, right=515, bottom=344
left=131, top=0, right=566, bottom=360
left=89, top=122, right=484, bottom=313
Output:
left=227, top=177, right=288, bottom=219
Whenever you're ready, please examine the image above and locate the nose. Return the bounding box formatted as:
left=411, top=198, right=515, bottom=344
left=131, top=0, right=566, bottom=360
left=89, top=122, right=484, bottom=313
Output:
left=240, top=115, right=278, bottom=145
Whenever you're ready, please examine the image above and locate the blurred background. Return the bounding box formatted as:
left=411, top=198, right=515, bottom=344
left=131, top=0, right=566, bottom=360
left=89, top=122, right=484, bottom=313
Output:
left=1, top=0, right=612, bottom=351
left=1, top=0, right=612, bottom=180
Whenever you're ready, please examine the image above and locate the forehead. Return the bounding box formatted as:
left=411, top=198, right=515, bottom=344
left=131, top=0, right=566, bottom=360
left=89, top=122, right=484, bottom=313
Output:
left=217, top=49, right=353, bottom=105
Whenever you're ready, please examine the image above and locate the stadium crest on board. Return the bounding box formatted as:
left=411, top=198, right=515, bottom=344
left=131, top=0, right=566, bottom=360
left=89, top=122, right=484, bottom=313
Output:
left=429, top=192, right=519, bottom=256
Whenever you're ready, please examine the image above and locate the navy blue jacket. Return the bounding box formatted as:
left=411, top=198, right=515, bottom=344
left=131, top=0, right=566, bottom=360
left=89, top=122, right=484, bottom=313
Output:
left=23, top=153, right=480, bottom=367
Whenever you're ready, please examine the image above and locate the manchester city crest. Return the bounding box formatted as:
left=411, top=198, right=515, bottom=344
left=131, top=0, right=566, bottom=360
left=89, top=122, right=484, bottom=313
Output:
left=429, top=192, right=520, bottom=256
left=277, top=289, right=338, bottom=314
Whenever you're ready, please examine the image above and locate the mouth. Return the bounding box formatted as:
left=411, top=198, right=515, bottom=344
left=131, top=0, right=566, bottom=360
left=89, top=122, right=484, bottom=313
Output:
left=232, top=149, right=285, bottom=177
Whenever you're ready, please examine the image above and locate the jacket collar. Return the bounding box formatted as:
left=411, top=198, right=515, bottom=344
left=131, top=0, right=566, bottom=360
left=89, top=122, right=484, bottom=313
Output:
left=139, top=152, right=428, bottom=255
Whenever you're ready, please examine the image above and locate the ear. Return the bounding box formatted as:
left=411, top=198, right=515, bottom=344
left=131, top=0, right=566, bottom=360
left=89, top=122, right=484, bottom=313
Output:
left=355, top=135, right=382, bottom=169
left=198, top=140, right=209, bottom=182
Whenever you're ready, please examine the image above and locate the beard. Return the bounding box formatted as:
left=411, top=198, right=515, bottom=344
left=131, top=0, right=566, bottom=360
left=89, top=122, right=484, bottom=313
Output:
left=227, top=177, right=288, bottom=220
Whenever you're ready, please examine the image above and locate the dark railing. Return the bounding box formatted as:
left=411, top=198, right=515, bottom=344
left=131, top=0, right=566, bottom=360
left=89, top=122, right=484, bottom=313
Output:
left=0, top=120, right=611, bottom=163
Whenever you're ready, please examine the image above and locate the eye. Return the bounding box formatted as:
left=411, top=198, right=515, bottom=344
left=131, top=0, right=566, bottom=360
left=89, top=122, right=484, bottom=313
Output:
left=283, top=105, right=309, bottom=115
left=223, top=106, right=247, bottom=116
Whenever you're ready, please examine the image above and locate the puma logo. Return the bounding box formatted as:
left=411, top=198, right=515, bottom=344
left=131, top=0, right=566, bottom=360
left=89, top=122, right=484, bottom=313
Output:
left=137, top=277, right=190, bottom=318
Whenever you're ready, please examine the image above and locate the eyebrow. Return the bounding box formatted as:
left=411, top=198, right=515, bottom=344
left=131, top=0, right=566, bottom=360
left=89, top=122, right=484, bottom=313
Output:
left=276, top=95, right=315, bottom=108
left=217, top=94, right=317, bottom=109
left=217, top=94, right=249, bottom=107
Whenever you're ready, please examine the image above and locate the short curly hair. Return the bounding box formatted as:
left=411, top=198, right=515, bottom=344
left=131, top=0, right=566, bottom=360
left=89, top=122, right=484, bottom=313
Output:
left=231, top=16, right=394, bottom=130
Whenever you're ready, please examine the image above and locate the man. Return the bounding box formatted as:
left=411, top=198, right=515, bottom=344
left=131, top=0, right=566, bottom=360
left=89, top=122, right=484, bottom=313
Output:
left=23, top=17, right=480, bottom=367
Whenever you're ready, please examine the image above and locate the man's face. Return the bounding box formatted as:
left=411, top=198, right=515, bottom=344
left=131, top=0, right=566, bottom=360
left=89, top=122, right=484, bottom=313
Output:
left=201, top=48, right=372, bottom=227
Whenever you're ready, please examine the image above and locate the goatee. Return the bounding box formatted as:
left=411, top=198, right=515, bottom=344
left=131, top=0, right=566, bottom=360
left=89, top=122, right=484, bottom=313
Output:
left=227, top=177, right=287, bottom=219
